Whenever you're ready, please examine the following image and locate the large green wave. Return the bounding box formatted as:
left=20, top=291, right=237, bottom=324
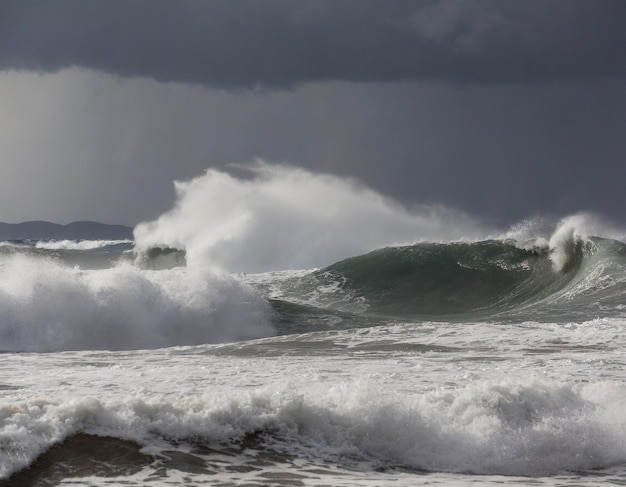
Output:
left=272, top=237, right=626, bottom=324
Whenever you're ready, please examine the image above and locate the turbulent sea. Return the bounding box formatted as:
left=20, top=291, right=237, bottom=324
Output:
left=1, top=167, right=626, bottom=486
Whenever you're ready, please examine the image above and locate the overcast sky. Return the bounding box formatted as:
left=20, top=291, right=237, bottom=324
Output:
left=1, top=0, right=625, bottom=227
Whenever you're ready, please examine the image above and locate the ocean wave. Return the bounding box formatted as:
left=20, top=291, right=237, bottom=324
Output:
left=1, top=227, right=624, bottom=352
left=0, top=256, right=273, bottom=352
left=266, top=234, right=626, bottom=322
left=2, top=378, right=625, bottom=480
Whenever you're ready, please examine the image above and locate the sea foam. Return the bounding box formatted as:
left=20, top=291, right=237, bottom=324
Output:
left=0, top=255, right=273, bottom=352
left=1, top=377, right=625, bottom=479
left=34, top=239, right=133, bottom=251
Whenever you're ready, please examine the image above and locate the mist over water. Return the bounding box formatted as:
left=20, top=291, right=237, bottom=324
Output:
left=134, top=162, right=491, bottom=273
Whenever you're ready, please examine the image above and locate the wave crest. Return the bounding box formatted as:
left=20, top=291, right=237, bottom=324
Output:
left=267, top=236, right=626, bottom=322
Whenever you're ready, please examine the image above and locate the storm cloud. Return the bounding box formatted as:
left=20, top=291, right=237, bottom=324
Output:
left=0, top=1, right=625, bottom=228
left=1, top=0, right=625, bottom=89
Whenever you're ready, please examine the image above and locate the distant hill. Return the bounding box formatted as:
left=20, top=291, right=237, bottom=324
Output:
left=0, top=221, right=134, bottom=241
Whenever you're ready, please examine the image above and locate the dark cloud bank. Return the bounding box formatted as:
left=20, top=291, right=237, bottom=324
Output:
left=1, top=1, right=625, bottom=226
left=2, top=0, right=625, bottom=88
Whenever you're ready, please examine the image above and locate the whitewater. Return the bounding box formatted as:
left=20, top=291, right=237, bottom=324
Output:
left=1, top=163, right=626, bottom=486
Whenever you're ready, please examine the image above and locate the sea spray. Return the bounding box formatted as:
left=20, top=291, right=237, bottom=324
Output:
left=0, top=255, right=273, bottom=352
left=544, top=213, right=626, bottom=271
left=133, top=162, right=489, bottom=272
left=549, top=216, right=589, bottom=273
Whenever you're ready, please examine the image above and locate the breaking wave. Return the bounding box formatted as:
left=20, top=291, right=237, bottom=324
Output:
left=2, top=378, right=625, bottom=480
left=2, top=165, right=626, bottom=350
left=0, top=256, right=272, bottom=352
left=263, top=230, right=626, bottom=323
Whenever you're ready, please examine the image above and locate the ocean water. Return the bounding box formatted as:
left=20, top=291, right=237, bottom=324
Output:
left=1, top=166, right=626, bottom=486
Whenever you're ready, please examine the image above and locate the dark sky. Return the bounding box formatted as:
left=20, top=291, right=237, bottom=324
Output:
left=1, top=0, right=625, bottom=226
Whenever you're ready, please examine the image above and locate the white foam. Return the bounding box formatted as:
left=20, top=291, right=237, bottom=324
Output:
left=547, top=215, right=588, bottom=272
left=35, top=239, right=133, bottom=250
left=498, top=213, right=626, bottom=272
left=133, top=162, right=489, bottom=273
left=0, top=255, right=273, bottom=352
left=546, top=213, right=626, bottom=272
left=1, top=378, right=625, bottom=479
